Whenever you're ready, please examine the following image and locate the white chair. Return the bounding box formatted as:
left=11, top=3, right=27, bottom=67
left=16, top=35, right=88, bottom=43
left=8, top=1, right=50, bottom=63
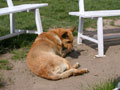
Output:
left=0, top=0, right=48, bottom=40
left=69, top=0, right=120, bottom=57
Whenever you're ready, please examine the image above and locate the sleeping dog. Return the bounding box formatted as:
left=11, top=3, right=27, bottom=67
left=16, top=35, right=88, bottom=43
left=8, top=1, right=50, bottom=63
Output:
left=27, top=28, right=88, bottom=80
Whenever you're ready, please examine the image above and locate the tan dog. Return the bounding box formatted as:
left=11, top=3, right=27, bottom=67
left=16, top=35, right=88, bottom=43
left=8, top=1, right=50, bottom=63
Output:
left=26, top=28, right=88, bottom=80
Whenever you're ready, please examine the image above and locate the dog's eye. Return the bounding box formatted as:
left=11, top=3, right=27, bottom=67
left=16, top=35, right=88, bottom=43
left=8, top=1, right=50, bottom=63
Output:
left=62, top=32, right=68, bottom=39
left=67, top=41, right=71, bottom=43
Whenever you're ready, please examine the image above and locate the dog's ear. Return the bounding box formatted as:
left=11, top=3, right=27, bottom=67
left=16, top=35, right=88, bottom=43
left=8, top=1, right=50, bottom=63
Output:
left=62, top=32, right=68, bottom=39
left=70, top=27, right=76, bottom=32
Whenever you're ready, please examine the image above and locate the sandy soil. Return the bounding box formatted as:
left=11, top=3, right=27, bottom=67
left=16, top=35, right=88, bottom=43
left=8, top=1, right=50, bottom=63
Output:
left=1, top=21, right=120, bottom=90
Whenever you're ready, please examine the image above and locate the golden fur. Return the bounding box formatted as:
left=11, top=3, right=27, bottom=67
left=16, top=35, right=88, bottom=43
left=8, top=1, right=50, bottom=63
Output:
left=26, top=28, right=88, bottom=80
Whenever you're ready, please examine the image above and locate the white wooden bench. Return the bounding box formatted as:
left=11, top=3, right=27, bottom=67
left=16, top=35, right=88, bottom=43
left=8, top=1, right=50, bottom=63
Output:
left=0, top=0, right=48, bottom=40
left=69, top=0, right=120, bottom=57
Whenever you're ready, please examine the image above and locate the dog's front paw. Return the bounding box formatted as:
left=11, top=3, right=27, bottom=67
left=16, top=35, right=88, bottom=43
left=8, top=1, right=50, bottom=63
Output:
left=73, top=62, right=80, bottom=69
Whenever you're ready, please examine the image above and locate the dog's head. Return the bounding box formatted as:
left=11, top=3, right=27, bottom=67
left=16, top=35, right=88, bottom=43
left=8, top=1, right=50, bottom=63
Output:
left=52, top=27, right=75, bottom=51
left=61, top=28, right=75, bottom=51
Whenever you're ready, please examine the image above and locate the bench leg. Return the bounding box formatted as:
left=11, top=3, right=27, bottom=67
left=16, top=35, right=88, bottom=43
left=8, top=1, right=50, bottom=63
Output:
left=10, top=13, right=15, bottom=34
left=96, top=17, right=105, bottom=57
left=77, top=17, right=84, bottom=44
left=35, top=8, right=43, bottom=35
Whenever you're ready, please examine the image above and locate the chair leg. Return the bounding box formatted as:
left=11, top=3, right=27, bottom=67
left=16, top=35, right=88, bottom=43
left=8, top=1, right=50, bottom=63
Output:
left=10, top=13, right=15, bottom=34
left=35, top=8, right=43, bottom=35
left=77, top=17, right=84, bottom=44
left=96, top=17, right=105, bottom=57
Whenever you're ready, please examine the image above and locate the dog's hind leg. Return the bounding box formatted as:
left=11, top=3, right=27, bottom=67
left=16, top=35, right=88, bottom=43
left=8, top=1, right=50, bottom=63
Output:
left=50, top=68, right=88, bottom=80
left=72, top=68, right=88, bottom=76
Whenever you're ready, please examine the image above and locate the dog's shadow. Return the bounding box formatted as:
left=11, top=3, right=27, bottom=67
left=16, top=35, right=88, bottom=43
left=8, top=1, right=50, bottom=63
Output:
left=66, top=49, right=84, bottom=59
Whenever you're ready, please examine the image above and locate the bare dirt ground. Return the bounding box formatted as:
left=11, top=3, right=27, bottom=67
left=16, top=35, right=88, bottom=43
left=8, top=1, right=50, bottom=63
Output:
left=1, top=20, right=120, bottom=90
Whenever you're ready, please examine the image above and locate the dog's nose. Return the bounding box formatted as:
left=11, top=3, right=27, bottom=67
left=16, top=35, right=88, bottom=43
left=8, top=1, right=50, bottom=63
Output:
left=71, top=48, right=74, bottom=51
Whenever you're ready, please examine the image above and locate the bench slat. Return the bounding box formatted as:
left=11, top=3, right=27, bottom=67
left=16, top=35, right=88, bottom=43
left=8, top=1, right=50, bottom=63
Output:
left=0, top=3, right=48, bottom=16
left=69, top=10, right=120, bottom=18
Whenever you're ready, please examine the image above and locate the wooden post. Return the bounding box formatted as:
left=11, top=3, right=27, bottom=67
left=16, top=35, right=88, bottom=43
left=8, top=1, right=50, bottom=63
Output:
left=35, top=9, right=43, bottom=34
left=79, top=0, right=85, bottom=13
left=96, top=17, right=105, bottom=57
left=77, top=17, right=84, bottom=44
left=6, top=0, right=14, bottom=7
left=10, top=13, right=15, bottom=34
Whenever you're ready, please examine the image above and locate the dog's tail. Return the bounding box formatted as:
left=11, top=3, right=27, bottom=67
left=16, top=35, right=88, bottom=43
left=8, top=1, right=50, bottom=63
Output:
left=48, top=68, right=88, bottom=80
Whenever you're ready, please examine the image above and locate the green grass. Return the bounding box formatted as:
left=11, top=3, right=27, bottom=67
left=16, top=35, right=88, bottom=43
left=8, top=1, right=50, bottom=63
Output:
left=89, top=78, right=120, bottom=90
left=0, top=75, right=5, bottom=88
left=11, top=47, right=29, bottom=61
left=0, top=0, right=120, bottom=57
left=0, top=59, right=13, bottom=70
left=0, top=34, right=37, bottom=53
left=92, top=81, right=116, bottom=90
left=1, top=0, right=120, bottom=34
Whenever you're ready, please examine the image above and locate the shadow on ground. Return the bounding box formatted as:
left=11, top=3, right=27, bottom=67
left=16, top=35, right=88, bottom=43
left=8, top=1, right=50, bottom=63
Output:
left=82, top=28, right=120, bottom=54
left=66, top=49, right=83, bottom=59
left=0, top=34, right=37, bottom=54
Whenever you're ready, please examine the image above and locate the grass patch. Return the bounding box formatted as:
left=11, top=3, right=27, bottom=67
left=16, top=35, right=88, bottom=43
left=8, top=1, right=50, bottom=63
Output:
left=0, top=59, right=13, bottom=70
left=11, top=47, right=29, bottom=61
left=89, top=78, right=120, bottom=90
left=0, top=0, right=120, bottom=35
left=92, top=81, right=116, bottom=90
left=0, top=75, right=5, bottom=88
